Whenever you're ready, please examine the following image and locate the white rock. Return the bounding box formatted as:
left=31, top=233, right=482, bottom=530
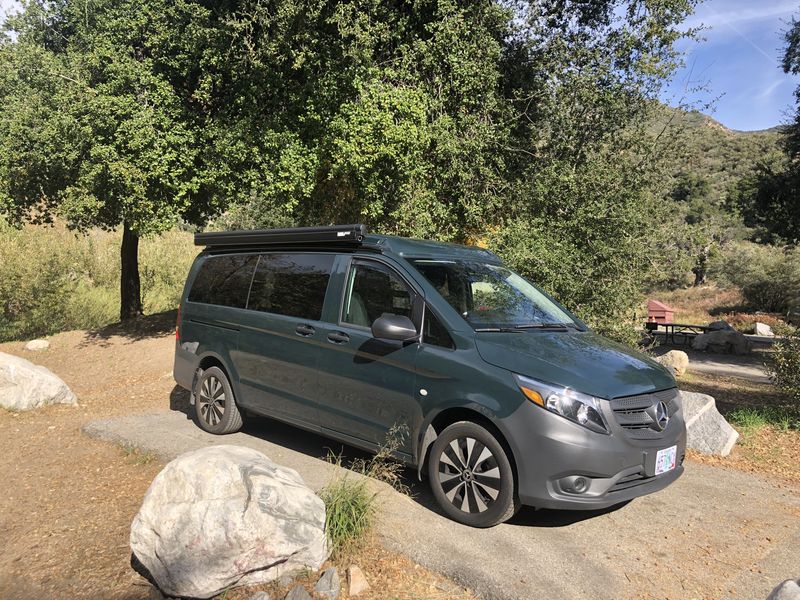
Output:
left=24, top=339, right=50, bottom=351
left=130, top=445, right=328, bottom=599
left=0, top=352, right=77, bottom=411
left=754, top=322, right=775, bottom=337
left=692, top=329, right=752, bottom=355
left=654, top=350, right=689, bottom=377
left=680, top=391, right=738, bottom=456
left=768, top=579, right=800, bottom=600
left=347, top=565, right=369, bottom=597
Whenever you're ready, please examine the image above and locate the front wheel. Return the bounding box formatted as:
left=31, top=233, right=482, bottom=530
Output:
left=193, top=366, right=243, bottom=435
left=427, top=421, right=518, bottom=527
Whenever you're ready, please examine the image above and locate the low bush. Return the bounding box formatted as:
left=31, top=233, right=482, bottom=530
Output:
left=769, top=331, right=800, bottom=404
left=710, top=242, right=800, bottom=313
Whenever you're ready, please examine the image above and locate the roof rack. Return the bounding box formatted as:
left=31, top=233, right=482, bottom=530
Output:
left=195, top=224, right=367, bottom=248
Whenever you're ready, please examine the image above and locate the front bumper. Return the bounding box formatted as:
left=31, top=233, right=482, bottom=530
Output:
left=499, top=397, right=687, bottom=510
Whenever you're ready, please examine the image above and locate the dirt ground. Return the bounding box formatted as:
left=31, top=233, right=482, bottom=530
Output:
left=0, top=314, right=474, bottom=600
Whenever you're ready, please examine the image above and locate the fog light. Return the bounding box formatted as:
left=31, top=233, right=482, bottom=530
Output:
left=559, top=475, right=591, bottom=495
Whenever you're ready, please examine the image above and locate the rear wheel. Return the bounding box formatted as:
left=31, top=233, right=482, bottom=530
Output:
left=427, top=421, right=518, bottom=528
left=193, top=366, right=243, bottom=434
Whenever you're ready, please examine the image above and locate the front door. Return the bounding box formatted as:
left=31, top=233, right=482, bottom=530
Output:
left=315, top=257, right=422, bottom=456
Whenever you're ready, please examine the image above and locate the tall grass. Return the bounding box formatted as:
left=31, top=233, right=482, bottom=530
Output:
left=320, top=426, right=409, bottom=558
left=0, top=219, right=197, bottom=341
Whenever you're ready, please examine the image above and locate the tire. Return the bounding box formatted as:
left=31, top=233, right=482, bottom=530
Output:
left=427, top=421, right=518, bottom=528
left=193, top=366, right=243, bottom=435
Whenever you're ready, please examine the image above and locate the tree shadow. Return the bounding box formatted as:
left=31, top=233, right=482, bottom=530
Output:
left=78, top=310, right=177, bottom=348
left=165, top=386, right=631, bottom=529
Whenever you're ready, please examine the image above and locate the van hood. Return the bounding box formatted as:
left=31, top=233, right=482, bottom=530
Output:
left=475, top=330, right=675, bottom=399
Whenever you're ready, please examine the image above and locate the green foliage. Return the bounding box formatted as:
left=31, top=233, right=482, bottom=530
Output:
left=0, top=221, right=196, bottom=341
left=1, top=0, right=700, bottom=330
left=769, top=331, right=800, bottom=404
left=491, top=155, right=662, bottom=330
left=729, top=153, right=800, bottom=244
left=709, top=242, right=800, bottom=313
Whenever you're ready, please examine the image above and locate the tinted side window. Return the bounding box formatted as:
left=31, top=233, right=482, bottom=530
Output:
left=343, top=262, right=413, bottom=327
left=424, top=309, right=455, bottom=349
left=188, top=254, right=257, bottom=308
left=248, top=253, right=334, bottom=320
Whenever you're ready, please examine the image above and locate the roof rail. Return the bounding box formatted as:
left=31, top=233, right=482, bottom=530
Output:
left=195, top=224, right=367, bottom=248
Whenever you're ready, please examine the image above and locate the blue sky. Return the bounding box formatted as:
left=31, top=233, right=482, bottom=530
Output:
left=664, top=0, right=800, bottom=131
left=1, top=0, right=797, bottom=131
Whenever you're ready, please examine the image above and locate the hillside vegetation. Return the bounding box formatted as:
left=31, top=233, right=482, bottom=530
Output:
left=654, top=107, right=782, bottom=204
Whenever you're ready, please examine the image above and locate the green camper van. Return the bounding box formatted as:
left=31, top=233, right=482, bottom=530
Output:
left=174, top=225, right=685, bottom=527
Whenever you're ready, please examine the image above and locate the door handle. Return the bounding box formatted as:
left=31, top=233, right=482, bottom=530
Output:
left=327, top=331, right=350, bottom=344
left=295, top=324, right=315, bottom=337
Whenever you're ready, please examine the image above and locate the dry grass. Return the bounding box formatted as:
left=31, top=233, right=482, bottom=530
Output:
left=648, top=286, right=795, bottom=334
left=220, top=541, right=477, bottom=600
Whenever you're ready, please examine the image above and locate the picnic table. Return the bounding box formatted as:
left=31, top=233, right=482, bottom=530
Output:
left=644, top=322, right=710, bottom=345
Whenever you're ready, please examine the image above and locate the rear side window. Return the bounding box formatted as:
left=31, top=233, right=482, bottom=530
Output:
left=248, top=253, right=334, bottom=320
left=188, top=254, right=257, bottom=308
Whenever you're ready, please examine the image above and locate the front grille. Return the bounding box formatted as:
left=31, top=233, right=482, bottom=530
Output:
left=610, top=388, right=680, bottom=439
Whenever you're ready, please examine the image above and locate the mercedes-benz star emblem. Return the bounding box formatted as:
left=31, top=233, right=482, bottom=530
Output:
left=646, top=401, right=670, bottom=432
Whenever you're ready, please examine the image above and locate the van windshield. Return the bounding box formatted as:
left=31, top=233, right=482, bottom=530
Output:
left=410, top=259, right=580, bottom=331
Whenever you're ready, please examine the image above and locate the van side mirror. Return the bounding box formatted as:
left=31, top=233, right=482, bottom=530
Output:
left=371, top=314, right=418, bottom=342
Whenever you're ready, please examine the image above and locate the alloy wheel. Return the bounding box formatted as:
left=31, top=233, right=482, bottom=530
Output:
left=198, top=375, right=226, bottom=427
left=438, top=436, right=502, bottom=513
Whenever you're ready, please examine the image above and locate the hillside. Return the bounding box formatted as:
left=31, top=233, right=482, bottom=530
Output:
left=653, top=107, right=783, bottom=203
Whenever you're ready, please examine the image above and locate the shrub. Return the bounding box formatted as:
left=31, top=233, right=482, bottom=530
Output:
left=769, top=331, right=800, bottom=403
left=710, top=242, right=800, bottom=313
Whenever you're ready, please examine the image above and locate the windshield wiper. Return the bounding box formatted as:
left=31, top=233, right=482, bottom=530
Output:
left=514, top=322, right=577, bottom=330
left=474, top=327, right=523, bottom=333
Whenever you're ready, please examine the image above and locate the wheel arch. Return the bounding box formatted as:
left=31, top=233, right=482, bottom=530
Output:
left=416, top=405, right=519, bottom=489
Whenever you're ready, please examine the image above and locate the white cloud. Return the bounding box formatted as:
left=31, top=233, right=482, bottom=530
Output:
left=685, top=0, right=796, bottom=32
left=755, top=77, right=788, bottom=101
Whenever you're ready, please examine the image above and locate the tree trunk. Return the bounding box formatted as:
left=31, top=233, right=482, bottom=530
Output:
left=120, top=221, right=143, bottom=320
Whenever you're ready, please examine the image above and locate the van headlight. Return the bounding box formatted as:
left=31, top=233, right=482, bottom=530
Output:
left=513, top=374, right=610, bottom=435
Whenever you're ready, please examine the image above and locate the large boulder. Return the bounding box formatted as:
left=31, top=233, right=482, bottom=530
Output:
left=769, top=579, right=800, bottom=600
left=692, top=329, right=752, bottom=355
left=131, top=445, right=328, bottom=599
left=654, top=350, right=689, bottom=377
left=680, top=391, right=738, bottom=456
left=0, top=352, right=77, bottom=411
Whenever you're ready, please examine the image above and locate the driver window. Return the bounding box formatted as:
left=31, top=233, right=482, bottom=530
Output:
left=342, top=262, right=413, bottom=328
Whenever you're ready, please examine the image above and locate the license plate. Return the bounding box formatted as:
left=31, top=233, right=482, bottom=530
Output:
left=655, top=445, right=677, bottom=475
